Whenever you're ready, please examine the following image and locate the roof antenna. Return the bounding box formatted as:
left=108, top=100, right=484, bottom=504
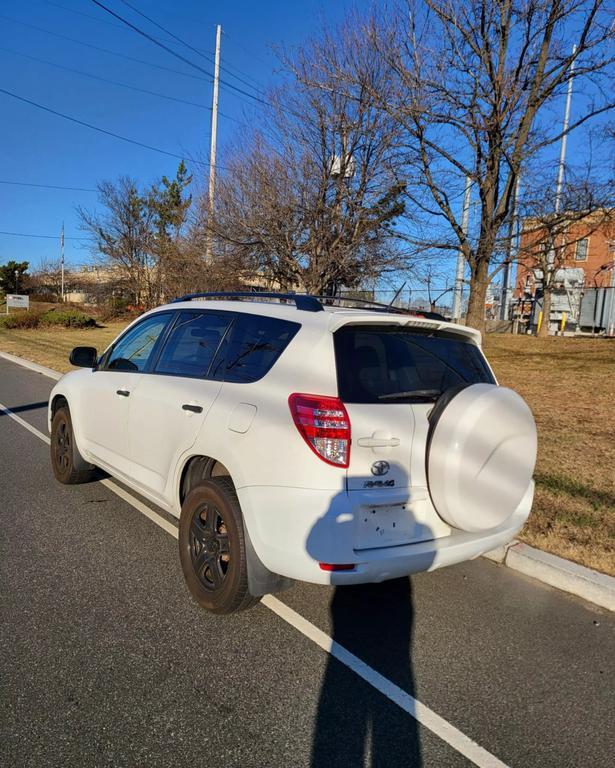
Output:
left=388, top=282, right=407, bottom=308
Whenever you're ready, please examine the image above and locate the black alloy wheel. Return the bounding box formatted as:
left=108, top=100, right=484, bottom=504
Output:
left=50, top=406, right=95, bottom=484
left=178, top=478, right=260, bottom=614
left=54, top=416, right=71, bottom=474
left=189, top=501, right=231, bottom=591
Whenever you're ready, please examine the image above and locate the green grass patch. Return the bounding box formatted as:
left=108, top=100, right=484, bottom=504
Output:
left=0, top=308, right=97, bottom=330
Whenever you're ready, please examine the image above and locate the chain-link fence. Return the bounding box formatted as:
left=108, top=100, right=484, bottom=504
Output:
left=493, top=284, right=615, bottom=335
left=341, top=285, right=615, bottom=335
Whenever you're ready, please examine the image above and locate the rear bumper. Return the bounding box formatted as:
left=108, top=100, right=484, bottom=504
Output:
left=237, top=481, right=534, bottom=585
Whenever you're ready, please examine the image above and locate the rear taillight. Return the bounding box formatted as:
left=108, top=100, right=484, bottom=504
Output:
left=288, top=393, right=350, bottom=468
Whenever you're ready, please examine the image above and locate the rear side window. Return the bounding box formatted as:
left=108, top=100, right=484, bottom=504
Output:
left=334, top=325, right=495, bottom=403
left=210, top=313, right=300, bottom=383
left=154, top=311, right=231, bottom=378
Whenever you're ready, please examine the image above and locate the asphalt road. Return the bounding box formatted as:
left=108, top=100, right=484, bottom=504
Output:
left=1, top=355, right=613, bottom=768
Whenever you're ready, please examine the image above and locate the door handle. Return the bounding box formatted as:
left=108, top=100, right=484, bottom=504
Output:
left=116, top=389, right=130, bottom=397
left=182, top=404, right=203, bottom=414
left=357, top=436, right=400, bottom=448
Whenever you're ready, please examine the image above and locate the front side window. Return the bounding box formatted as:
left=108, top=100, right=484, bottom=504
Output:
left=575, top=238, right=589, bottom=261
left=104, top=313, right=170, bottom=372
left=334, top=325, right=495, bottom=403
left=210, top=313, right=300, bottom=383
left=154, top=311, right=231, bottom=378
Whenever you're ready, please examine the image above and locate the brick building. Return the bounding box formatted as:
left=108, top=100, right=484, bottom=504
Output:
left=515, top=210, right=615, bottom=295
left=511, top=210, right=614, bottom=332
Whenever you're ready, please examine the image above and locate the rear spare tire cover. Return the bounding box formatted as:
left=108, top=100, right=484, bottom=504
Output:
left=427, top=383, right=537, bottom=533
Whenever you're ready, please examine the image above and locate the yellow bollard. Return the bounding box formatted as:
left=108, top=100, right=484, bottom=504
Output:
left=561, top=312, right=567, bottom=334
left=537, top=310, right=543, bottom=335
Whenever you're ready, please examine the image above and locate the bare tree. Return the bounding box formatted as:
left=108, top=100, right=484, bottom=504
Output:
left=302, top=0, right=614, bottom=329
left=202, top=24, right=407, bottom=295
left=78, top=177, right=158, bottom=307
left=30, top=257, right=67, bottom=301
left=78, top=165, right=195, bottom=307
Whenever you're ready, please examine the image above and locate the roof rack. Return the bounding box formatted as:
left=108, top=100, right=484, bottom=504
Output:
left=171, top=291, right=324, bottom=313
left=317, top=295, right=447, bottom=321
left=170, top=290, right=447, bottom=321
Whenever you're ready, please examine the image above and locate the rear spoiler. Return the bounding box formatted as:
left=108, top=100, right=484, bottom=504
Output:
left=328, top=313, right=482, bottom=345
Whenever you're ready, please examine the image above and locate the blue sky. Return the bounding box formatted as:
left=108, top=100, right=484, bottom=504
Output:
left=0, top=0, right=368, bottom=268
left=0, top=0, right=610, bottom=290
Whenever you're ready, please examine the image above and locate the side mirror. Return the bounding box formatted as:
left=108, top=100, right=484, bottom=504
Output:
left=69, top=346, right=98, bottom=368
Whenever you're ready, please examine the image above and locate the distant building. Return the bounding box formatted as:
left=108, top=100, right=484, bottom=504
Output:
left=513, top=210, right=615, bottom=332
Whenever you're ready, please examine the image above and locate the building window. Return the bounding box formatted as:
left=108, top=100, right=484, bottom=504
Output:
left=575, top=238, right=589, bottom=261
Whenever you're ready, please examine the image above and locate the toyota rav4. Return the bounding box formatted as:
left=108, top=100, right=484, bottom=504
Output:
left=48, top=293, right=537, bottom=614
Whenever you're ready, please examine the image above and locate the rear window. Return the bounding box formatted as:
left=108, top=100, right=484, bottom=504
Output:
left=334, top=325, right=495, bottom=403
left=210, top=313, right=300, bottom=383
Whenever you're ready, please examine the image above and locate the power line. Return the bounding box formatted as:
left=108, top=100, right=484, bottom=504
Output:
left=0, top=87, right=211, bottom=167
left=46, top=0, right=267, bottom=95
left=0, top=14, right=208, bottom=83
left=117, top=0, right=267, bottom=96
left=44, top=0, right=135, bottom=32
left=0, top=180, right=96, bottom=192
left=91, top=0, right=273, bottom=109
left=0, top=47, right=210, bottom=110
left=44, top=0, right=212, bottom=51
left=222, top=30, right=274, bottom=70
left=0, top=230, right=89, bottom=241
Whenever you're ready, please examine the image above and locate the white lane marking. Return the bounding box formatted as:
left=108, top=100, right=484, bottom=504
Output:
left=262, top=595, right=508, bottom=768
left=0, top=401, right=51, bottom=444
left=99, top=477, right=179, bottom=540
left=0, top=351, right=62, bottom=380
left=0, top=401, right=179, bottom=540
left=0, top=366, right=511, bottom=768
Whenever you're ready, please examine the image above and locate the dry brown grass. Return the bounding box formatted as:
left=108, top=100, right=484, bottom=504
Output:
left=0, top=322, right=126, bottom=372
left=0, top=320, right=613, bottom=574
left=484, top=335, right=615, bottom=575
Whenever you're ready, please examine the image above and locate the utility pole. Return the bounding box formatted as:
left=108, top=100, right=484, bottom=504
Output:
left=60, top=222, right=65, bottom=302
left=607, top=263, right=615, bottom=338
left=500, top=176, right=521, bottom=320
left=205, top=24, right=222, bottom=262
left=538, top=45, right=577, bottom=333
left=452, top=175, right=472, bottom=322
left=554, top=45, right=577, bottom=216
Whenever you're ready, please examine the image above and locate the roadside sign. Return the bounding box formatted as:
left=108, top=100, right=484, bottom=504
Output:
left=6, top=294, right=29, bottom=313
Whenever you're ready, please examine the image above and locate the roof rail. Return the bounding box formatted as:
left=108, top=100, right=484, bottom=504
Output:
left=317, top=295, right=448, bottom=321
left=170, top=291, right=324, bottom=313
left=170, top=290, right=448, bottom=321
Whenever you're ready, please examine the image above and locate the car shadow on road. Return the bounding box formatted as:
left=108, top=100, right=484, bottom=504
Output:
left=311, top=578, right=423, bottom=768
left=0, top=400, right=48, bottom=416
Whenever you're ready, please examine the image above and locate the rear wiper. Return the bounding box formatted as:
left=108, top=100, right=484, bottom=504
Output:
left=378, top=389, right=442, bottom=401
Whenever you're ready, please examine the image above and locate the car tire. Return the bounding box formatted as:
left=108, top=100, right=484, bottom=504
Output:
left=178, top=478, right=260, bottom=615
left=50, top=405, right=96, bottom=484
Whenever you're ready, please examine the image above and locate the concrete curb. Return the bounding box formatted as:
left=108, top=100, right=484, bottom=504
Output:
left=484, top=540, right=614, bottom=612
left=1, top=349, right=613, bottom=612
left=0, top=351, right=62, bottom=380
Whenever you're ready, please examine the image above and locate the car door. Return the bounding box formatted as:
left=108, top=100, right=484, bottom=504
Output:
left=127, top=310, right=233, bottom=502
left=78, top=312, right=172, bottom=475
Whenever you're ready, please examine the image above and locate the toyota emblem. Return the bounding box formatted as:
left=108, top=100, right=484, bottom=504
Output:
left=371, top=460, right=390, bottom=476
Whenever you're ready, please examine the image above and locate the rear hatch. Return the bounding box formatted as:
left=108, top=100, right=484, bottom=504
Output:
left=333, top=321, right=496, bottom=550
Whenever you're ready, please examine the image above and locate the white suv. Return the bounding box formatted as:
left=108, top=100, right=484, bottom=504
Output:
left=48, top=293, right=537, bottom=614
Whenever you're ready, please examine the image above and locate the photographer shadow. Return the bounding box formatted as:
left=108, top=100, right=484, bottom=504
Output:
left=307, top=471, right=434, bottom=767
